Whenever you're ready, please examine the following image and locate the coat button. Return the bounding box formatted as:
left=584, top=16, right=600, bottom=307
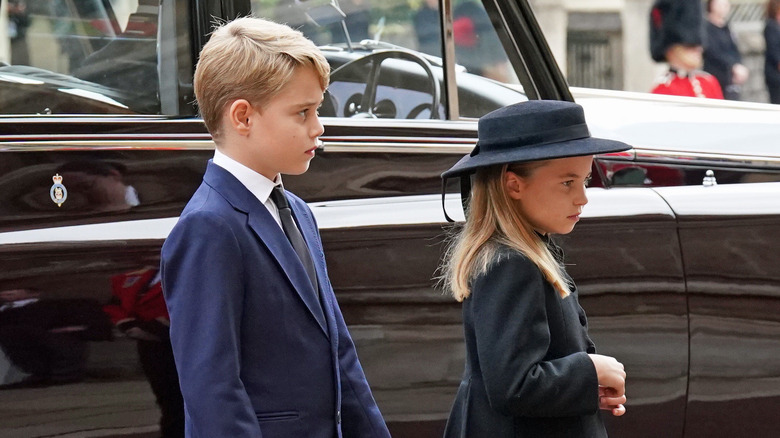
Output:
left=579, top=313, right=587, bottom=326
left=336, top=410, right=341, bottom=424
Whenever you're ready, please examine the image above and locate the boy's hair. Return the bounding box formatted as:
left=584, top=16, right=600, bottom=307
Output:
left=194, top=17, right=330, bottom=138
left=440, top=161, right=571, bottom=302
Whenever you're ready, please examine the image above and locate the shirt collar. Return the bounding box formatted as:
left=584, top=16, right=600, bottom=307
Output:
left=213, top=148, right=281, bottom=204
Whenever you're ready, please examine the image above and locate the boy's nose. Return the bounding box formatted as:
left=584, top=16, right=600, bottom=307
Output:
left=311, top=115, right=324, bottom=138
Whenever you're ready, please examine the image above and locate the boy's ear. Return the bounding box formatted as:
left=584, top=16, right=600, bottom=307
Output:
left=227, top=99, right=254, bottom=135
left=504, top=171, right=525, bottom=200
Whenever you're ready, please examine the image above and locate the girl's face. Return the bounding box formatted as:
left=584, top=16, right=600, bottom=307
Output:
left=506, top=155, right=593, bottom=235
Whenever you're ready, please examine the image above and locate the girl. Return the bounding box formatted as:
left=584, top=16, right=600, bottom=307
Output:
left=441, top=100, right=628, bottom=437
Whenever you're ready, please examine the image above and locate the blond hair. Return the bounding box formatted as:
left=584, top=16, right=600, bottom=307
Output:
left=441, top=161, right=571, bottom=302
left=193, top=17, right=330, bottom=138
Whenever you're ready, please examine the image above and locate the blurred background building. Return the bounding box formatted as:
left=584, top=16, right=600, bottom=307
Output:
left=531, top=0, right=770, bottom=102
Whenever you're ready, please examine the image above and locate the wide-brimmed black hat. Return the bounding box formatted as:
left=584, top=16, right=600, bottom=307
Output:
left=441, top=100, right=631, bottom=179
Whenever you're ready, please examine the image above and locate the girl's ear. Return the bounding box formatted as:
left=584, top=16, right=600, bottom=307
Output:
left=228, top=99, right=253, bottom=135
left=504, top=171, right=525, bottom=200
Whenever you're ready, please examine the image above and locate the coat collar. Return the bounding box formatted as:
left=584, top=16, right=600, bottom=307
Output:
left=203, top=161, right=329, bottom=337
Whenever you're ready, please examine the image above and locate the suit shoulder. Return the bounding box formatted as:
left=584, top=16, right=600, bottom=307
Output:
left=165, top=195, right=242, bottom=252
left=180, top=184, right=241, bottom=222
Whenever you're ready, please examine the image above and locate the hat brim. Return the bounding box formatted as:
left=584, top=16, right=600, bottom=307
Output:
left=441, top=136, right=631, bottom=179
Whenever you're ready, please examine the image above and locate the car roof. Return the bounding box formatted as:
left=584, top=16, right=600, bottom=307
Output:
left=572, top=87, right=780, bottom=162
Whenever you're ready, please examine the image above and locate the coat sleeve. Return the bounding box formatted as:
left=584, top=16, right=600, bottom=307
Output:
left=161, top=210, right=263, bottom=437
left=297, top=200, right=390, bottom=438
left=470, top=251, right=599, bottom=418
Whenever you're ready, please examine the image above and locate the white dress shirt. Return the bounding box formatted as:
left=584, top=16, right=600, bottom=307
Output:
left=212, top=148, right=283, bottom=229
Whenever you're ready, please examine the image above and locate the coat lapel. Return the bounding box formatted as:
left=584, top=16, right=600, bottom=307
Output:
left=203, top=162, right=328, bottom=337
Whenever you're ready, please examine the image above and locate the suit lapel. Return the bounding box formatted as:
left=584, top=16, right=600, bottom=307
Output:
left=203, top=162, right=329, bottom=337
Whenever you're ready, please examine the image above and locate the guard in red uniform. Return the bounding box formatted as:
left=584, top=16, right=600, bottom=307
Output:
left=104, top=267, right=184, bottom=438
left=651, top=68, right=724, bottom=98
left=649, top=0, right=724, bottom=99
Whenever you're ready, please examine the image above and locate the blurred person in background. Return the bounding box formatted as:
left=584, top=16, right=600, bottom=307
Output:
left=415, top=0, right=442, bottom=57
left=7, top=0, right=30, bottom=65
left=765, top=0, right=780, bottom=103
left=703, top=0, right=749, bottom=100
left=650, top=0, right=724, bottom=98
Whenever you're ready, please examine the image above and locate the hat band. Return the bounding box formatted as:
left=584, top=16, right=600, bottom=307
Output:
left=478, top=123, right=591, bottom=153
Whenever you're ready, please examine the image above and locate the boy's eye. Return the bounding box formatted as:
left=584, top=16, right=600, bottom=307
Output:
left=584, top=176, right=592, bottom=187
left=562, top=180, right=573, bottom=187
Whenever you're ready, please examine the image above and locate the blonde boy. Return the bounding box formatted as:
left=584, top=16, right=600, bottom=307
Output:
left=161, top=17, right=390, bottom=438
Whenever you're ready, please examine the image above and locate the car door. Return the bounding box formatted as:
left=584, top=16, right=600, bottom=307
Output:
left=560, top=187, right=688, bottom=438
left=655, top=182, right=780, bottom=438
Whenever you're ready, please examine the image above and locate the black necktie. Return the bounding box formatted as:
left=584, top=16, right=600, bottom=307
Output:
left=270, top=185, right=320, bottom=297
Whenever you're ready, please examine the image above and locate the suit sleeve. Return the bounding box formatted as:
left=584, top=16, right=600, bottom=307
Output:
left=161, top=211, right=262, bottom=437
left=300, top=203, right=390, bottom=438
left=470, top=252, right=599, bottom=418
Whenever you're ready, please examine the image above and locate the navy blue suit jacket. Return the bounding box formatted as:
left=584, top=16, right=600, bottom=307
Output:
left=161, top=161, right=390, bottom=438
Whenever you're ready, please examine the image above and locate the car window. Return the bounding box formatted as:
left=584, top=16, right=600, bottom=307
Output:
left=539, top=0, right=779, bottom=107
left=0, top=0, right=193, bottom=115
left=252, top=0, right=524, bottom=120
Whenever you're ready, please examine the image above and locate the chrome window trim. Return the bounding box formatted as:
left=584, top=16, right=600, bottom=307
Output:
left=624, top=148, right=780, bottom=169
left=1, top=139, right=777, bottom=169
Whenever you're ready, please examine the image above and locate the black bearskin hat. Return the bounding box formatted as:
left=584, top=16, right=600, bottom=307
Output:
left=649, top=0, right=704, bottom=62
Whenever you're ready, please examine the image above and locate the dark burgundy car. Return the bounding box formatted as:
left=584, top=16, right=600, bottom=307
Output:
left=0, top=0, right=779, bottom=437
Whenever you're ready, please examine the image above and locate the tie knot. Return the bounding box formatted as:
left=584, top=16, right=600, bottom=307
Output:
left=270, top=185, right=290, bottom=210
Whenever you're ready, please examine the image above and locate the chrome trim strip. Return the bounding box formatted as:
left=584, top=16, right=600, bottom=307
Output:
left=322, top=141, right=474, bottom=154
left=0, top=139, right=476, bottom=153
left=0, top=138, right=777, bottom=168
left=628, top=148, right=780, bottom=168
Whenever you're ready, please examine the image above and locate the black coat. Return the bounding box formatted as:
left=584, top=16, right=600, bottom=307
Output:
left=703, top=21, right=741, bottom=95
left=444, top=243, right=605, bottom=438
left=765, top=19, right=780, bottom=88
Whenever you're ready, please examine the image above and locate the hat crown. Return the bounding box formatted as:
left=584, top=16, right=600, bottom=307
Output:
left=477, top=100, right=589, bottom=152
left=441, top=100, right=631, bottom=179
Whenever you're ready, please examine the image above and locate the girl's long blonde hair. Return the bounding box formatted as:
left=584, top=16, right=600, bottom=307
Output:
left=441, top=161, right=571, bottom=301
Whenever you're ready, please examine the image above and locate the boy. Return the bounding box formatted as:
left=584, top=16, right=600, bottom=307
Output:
left=161, top=17, right=390, bottom=438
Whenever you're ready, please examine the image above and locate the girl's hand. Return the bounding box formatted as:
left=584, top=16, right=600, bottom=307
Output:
left=588, top=353, right=626, bottom=396
left=599, top=386, right=627, bottom=416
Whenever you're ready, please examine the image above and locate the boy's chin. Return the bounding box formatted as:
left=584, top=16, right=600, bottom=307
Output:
left=280, top=163, right=312, bottom=176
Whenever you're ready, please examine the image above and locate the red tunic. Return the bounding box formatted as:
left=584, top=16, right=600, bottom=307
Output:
left=651, top=71, right=724, bottom=99
left=103, top=266, right=169, bottom=324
